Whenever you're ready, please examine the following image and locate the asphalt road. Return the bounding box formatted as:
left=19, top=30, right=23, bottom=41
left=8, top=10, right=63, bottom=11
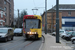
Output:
left=0, top=36, right=42, bottom=50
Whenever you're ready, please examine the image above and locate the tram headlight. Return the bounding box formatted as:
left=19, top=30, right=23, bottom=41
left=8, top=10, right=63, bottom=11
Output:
left=27, top=32, right=30, bottom=34
left=27, top=32, right=37, bottom=34
left=35, top=32, right=37, bottom=34
left=30, top=32, right=31, bottom=34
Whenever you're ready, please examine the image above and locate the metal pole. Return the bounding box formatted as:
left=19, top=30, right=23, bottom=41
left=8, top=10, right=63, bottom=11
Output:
left=56, top=0, right=60, bottom=43
left=18, top=9, right=19, bottom=28
left=14, top=18, right=15, bottom=28
left=45, top=0, right=47, bottom=34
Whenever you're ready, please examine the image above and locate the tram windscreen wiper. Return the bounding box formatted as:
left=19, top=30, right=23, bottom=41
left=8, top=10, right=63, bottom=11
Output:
left=32, top=23, right=36, bottom=29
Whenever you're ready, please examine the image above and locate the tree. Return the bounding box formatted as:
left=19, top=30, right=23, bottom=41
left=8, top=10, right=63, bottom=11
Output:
left=19, top=10, right=28, bottom=28
left=20, top=10, right=28, bottom=20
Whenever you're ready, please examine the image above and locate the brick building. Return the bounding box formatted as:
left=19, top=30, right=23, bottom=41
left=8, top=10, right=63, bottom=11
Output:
left=42, top=4, right=75, bottom=32
left=42, top=9, right=62, bottom=32
left=0, top=7, right=5, bottom=26
left=0, top=0, right=14, bottom=26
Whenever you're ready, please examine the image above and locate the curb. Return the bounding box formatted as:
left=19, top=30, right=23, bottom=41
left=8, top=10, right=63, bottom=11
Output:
left=39, top=42, right=44, bottom=50
left=39, top=35, right=45, bottom=50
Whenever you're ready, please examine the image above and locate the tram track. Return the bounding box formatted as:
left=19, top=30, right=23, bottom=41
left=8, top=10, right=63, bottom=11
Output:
left=4, top=39, right=34, bottom=50
left=18, top=41, right=34, bottom=50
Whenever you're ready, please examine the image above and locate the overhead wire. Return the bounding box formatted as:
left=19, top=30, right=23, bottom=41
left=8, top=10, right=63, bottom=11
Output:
left=32, top=0, right=45, bottom=15
left=32, top=0, right=37, bottom=15
left=33, top=0, right=36, bottom=7
left=36, top=2, right=44, bottom=8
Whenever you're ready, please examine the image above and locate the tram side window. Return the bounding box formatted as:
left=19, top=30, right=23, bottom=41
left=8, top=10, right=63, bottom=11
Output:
left=38, top=20, right=41, bottom=28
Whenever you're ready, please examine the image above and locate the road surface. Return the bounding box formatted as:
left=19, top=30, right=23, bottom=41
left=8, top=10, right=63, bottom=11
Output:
left=0, top=36, right=42, bottom=50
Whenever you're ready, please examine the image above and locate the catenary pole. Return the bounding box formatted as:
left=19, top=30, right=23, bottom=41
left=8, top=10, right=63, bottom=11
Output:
left=45, top=0, right=47, bottom=34
left=56, top=0, right=60, bottom=43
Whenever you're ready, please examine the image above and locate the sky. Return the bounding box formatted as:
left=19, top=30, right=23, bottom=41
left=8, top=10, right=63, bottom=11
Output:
left=14, top=0, right=75, bottom=17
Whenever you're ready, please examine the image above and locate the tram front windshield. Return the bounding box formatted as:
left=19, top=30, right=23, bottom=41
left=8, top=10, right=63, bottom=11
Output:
left=25, top=19, right=40, bottom=29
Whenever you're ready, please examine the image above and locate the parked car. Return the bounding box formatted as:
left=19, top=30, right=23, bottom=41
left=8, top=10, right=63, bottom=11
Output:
left=51, top=30, right=66, bottom=36
left=59, top=30, right=66, bottom=37
left=52, top=32, right=56, bottom=36
left=71, top=37, right=75, bottom=44
left=14, top=28, right=23, bottom=36
left=60, top=32, right=67, bottom=39
left=60, top=31, right=71, bottom=39
left=0, top=28, right=14, bottom=42
left=64, top=31, right=75, bottom=41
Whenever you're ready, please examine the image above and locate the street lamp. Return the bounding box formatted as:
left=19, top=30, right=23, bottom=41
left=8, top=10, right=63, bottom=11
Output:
left=18, top=9, right=19, bottom=28
left=45, top=0, right=47, bottom=34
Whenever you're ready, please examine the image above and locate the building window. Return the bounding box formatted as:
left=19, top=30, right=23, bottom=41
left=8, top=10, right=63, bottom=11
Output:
left=5, top=13, right=7, bottom=16
left=68, top=11, right=71, bottom=16
left=10, top=14, right=11, bottom=18
left=1, top=11, right=3, bottom=18
left=10, top=4, right=11, bottom=8
left=4, top=0, right=6, bottom=4
left=10, top=20, right=11, bottom=23
left=7, top=0, right=9, bottom=2
left=5, top=19, right=6, bottom=22
left=10, top=9, right=11, bottom=12
left=9, top=0, right=11, bottom=1
left=4, top=7, right=7, bottom=11
left=7, top=0, right=11, bottom=2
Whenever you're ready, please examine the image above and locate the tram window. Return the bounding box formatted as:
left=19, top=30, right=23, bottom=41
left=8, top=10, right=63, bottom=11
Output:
left=38, top=20, right=41, bottom=28
left=25, top=19, right=39, bottom=29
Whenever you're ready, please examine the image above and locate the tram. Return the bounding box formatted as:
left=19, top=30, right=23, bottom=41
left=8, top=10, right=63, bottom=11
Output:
left=23, top=15, right=42, bottom=39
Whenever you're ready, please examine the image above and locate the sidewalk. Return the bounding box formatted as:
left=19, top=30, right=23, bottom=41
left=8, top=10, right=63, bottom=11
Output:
left=39, top=33, right=73, bottom=50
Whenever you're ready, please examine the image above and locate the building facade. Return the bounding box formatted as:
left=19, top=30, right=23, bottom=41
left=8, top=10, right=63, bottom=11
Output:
left=62, top=17, right=75, bottom=31
left=42, top=4, right=75, bottom=32
left=0, top=0, right=14, bottom=26
left=0, top=7, right=5, bottom=26
left=42, top=10, right=62, bottom=32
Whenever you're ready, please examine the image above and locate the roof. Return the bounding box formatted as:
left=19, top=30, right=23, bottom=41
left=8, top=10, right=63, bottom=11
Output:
left=42, top=4, right=75, bottom=16
left=48, top=4, right=75, bottom=11
left=0, top=28, right=12, bottom=29
left=15, top=28, right=22, bottom=29
left=47, top=9, right=56, bottom=12
left=0, top=26, right=12, bottom=29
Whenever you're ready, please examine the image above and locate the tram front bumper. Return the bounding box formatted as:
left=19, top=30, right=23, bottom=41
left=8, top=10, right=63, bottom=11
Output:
left=25, top=34, right=38, bottom=39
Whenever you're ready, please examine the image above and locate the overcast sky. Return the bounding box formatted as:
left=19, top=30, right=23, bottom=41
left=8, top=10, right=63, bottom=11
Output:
left=14, top=0, right=75, bottom=17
